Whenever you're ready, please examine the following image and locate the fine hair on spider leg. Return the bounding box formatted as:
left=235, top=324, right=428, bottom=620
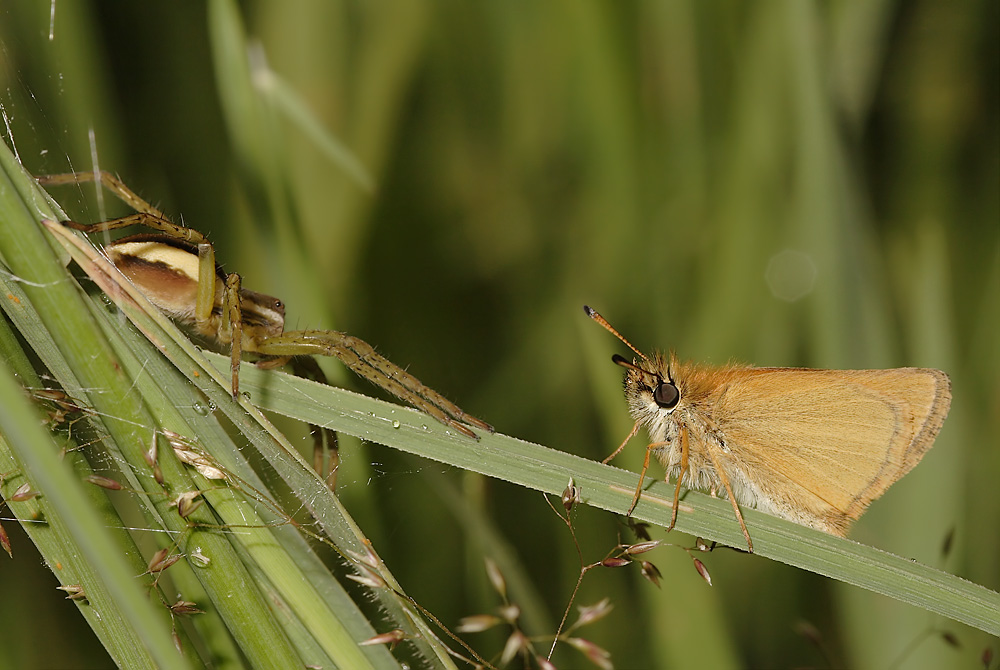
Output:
left=37, top=171, right=493, bottom=445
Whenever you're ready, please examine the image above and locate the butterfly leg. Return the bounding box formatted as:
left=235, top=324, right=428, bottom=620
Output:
left=604, top=420, right=641, bottom=465
left=704, top=447, right=753, bottom=552
left=666, top=426, right=690, bottom=533
left=627, top=438, right=655, bottom=516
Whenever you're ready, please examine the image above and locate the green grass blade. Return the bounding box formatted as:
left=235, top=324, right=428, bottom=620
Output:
left=0, top=158, right=184, bottom=667
left=0, top=142, right=385, bottom=668
left=228, top=359, right=1000, bottom=636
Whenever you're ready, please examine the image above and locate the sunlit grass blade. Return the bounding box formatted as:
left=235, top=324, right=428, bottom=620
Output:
left=227, top=358, right=1000, bottom=637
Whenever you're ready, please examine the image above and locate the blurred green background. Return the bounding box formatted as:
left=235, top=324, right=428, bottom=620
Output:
left=1, top=1, right=996, bottom=668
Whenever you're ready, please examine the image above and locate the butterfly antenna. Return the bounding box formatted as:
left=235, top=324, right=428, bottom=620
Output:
left=583, top=305, right=650, bottom=364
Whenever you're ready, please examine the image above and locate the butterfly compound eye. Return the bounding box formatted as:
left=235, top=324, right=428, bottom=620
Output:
left=653, top=382, right=680, bottom=409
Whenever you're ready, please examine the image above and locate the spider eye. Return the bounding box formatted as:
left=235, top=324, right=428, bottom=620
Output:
left=653, top=382, right=679, bottom=409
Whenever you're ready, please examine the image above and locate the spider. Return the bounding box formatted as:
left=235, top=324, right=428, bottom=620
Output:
left=37, top=172, right=493, bottom=447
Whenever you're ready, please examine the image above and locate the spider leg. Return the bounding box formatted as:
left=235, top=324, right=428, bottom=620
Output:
left=38, top=171, right=167, bottom=217
left=288, top=357, right=340, bottom=490
left=218, top=273, right=244, bottom=399
left=61, top=212, right=210, bottom=246
left=195, top=243, right=218, bottom=323
left=254, top=330, right=492, bottom=438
